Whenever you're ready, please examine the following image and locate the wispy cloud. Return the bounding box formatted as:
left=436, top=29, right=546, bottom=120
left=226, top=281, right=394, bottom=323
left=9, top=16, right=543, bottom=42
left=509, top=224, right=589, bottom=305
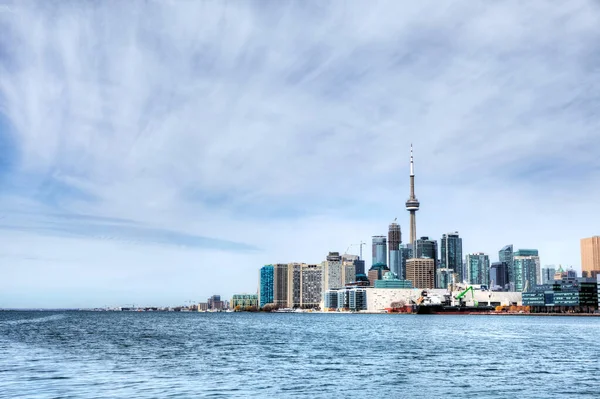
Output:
left=0, top=1, right=599, bottom=306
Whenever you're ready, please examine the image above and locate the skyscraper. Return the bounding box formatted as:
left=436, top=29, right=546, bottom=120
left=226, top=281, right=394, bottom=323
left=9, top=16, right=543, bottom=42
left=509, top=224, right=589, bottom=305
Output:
left=416, top=236, right=438, bottom=266
left=322, top=252, right=344, bottom=290
left=581, top=236, right=600, bottom=279
left=465, top=252, right=490, bottom=285
left=440, top=232, right=463, bottom=283
left=273, top=263, right=289, bottom=307
left=513, top=249, right=539, bottom=292
left=388, top=222, right=401, bottom=278
left=406, top=258, right=435, bottom=289
left=259, top=265, right=274, bottom=307
left=405, top=145, right=420, bottom=245
left=372, top=236, right=387, bottom=267
left=490, top=262, right=509, bottom=290
left=499, top=245, right=514, bottom=288
left=399, top=244, right=412, bottom=281
left=541, top=266, right=556, bottom=285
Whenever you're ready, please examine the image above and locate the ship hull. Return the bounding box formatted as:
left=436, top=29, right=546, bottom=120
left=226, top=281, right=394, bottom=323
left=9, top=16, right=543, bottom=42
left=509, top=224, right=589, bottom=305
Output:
left=416, top=305, right=495, bottom=315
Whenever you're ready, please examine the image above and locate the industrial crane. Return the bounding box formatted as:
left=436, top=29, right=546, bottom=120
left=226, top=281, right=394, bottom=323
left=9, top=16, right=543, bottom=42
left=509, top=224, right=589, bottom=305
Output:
left=345, top=241, right=367, bottom=259
left=455, top=286, right=478, bottom=307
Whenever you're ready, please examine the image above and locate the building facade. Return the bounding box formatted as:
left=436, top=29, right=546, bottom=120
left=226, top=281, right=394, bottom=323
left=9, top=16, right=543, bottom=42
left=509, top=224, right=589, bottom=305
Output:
left=499, top=245, right=514, bottom=289
left=300, top=264, right=323, bottom=308
left=368, top=263, right=390, bottom=286
left=522, top=278, right=599, bottom=313
left=466, top=253, right=490, bottom=285
left=259, top=265, right=274, bottom=307
left=440, top=232, right=463, bottom=283
left=374, top=271, right=413, bottom=288
left=231, top=294, right=258, bottom=309
left=372, top=236, right=387, bottom=267
left=541, top=266, right=557, bottom=285
left=581, top=236, right=600, bottom=279
left=322, top=252, right=344, bottom=291
left=273, top=263, right=289, bottom=307
left=388, top=222, right=402, bottom=279
left=490, top=261, right=509, bottom=290
left=399, top=244, right=412, bottom=280
left=406, top=258, right=435, bottom=289
left=513, top=251, right=539, bottom=292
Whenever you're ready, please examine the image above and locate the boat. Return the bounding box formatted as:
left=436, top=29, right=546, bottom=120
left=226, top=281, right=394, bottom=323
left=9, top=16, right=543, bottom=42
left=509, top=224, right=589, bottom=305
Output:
left=416, top=304, right=495, bottom=314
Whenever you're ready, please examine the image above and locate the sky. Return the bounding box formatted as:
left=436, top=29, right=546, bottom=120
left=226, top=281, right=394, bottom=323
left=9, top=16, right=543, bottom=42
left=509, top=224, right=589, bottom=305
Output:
left=1, top=1, right=600, bottom=308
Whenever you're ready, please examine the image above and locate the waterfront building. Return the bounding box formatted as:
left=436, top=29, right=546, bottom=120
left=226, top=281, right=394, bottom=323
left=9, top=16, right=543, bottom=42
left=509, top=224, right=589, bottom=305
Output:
left=231, top=294, right=258, bottom=309
left=322, top=252, right=344, bottom=291
left=466, top=253, right=490, bottom=285
left=374, top=271, right=413, bottom=288
left=207, top=295, right=223, bottom=311
left=581, top=236, right=600, bottom=279
left=346, top=273, right=371, bottom=287
left=337, top=290, right=349, bottom=310
left=324, top=291, right=338, bottom=310
left=513, top=250, right=539, bottom=292
left=372, top=236, right=387, bottom=267
left=348, top=288, right=367, bottom=311
left=342, top=254, right=365, bottom=276
left=368, top=262, right=390, bottom=286
left=522, top=278, right=599, bottom=313
left=197, top=302, right=208, bottom=311
left=499, top=245, right=514, bottom=289
left=273, top=263, right=289, bottom=307
left=259, top=265, right=274, bottom=307
left=300, top=264, right=323, bottom=308
left=405, top=145, right=420, bottom=245
left=388, top=222, right=402, bottom=278
left=406, top=258, right=435, bottom=289
left=490, top=262, right=509, bottom=290
left=515, top=249, right=541, bottom=284
left=440, top=232, right=463, bottom=283
left=541, top=266, right=557, bottom=285
left=287, top=263, right=302, bottom=308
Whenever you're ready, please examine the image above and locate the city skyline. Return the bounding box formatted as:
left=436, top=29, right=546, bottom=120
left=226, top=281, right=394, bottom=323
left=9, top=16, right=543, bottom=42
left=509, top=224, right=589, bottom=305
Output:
left=1, top=2, right=600, bottom=307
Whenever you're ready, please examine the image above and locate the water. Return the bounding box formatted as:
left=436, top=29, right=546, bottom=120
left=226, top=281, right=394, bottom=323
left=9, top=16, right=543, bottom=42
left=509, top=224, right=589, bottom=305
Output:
left=1, top=312, right=599, bottom=398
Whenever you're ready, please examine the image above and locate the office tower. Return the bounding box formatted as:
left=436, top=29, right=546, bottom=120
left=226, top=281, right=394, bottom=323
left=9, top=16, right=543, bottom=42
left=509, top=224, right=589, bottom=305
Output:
left=513, top=249, right=539, bottom=292
left=406, top=258, right=435, bottom=289
left=388, top=222, right=402, bottom=278
left=499, top=245, right=514, bottom=287
left=465, top=253, right=490, bottom=285
left=273, top=263, right=289, bottom=307
left=440, top=232, right=463, bottom=283
left=581, top=236, right=600, bottom=279
left=372, top=236, right=387, bottom=266
left=405, top=145, right=420, bottom=245
left=259, top=265, right=274, bottom=307
left=322, top=252, right=343, bottom=290
left=300, top=264, right=323, bottom=308
left=399, top=244, right=412, bottom=280
left=541, top=266, right=556, bottom=285
left=490, top=262, right=509, bottom=290
left=416, top=236, right=438, bottom=266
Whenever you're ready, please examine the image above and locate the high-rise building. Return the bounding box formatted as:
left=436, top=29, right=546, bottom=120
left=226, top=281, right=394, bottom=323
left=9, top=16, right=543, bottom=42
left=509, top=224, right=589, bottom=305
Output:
left=322, top=252, right=344, bottom=291
left=406, top=258, right=435, bottom=289
left=287, top=263, right=302, bottom=308
left=513, top=250, right=539, bottom=292
left=440, top=232, right=463, bottom=283
left=259, top=265, right=274, bottom=307
left=367, top=263, right=390, bottom=286
left=207, top=295, right=223, bottom=310
left=405, top=145, right=420, bottom=245
left=416, top=236, right=438, bottom=266
left=300, top=264, right=323, bottom=308
left=273, top=263, right=289, bottom=307
left=372, top=236, right=387, bottom=267
left=342, top=254, right=363, bottom=280
left=388, top=222, right=402, bottom=278
left=400, top=244, right=412, bottom=280
left=581, top=236, right=600, bottom=279
left=541, top=266, right=557, bottom=285
left=490, top=262, right=509, bottom=290
left=465, top=253, right=490, bottom=285
left=499, top=245, right=514, bottom=289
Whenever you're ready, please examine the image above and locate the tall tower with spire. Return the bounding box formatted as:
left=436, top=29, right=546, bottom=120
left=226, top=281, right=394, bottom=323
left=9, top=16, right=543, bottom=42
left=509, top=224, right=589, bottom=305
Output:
left=405, top=144, right=420, bottom=246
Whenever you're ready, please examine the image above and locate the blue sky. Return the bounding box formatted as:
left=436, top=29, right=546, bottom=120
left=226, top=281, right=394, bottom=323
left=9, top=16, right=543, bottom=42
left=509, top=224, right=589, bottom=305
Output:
left=1, top=1, right=600, bottom=308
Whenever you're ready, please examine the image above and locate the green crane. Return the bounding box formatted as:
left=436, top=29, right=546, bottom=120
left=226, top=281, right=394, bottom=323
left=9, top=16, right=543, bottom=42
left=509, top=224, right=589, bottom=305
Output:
left=455, top=286, right=478, bottom=307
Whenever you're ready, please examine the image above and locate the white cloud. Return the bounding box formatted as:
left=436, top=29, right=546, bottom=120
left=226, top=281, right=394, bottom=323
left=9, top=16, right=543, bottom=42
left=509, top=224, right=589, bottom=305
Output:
left=1, top=1, right=599, bottom=307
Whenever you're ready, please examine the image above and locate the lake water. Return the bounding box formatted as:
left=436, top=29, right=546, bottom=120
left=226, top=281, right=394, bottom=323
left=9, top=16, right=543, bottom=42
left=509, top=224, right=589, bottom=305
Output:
left=1, top=311, right=599, bottom=398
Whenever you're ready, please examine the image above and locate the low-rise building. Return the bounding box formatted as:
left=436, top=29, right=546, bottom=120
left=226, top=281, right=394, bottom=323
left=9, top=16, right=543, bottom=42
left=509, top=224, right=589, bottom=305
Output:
left=231, top=294, right=258, bottom=309
left=522, top=278, right=598, bottom=313
left=374, top=271, right=413, bottom=288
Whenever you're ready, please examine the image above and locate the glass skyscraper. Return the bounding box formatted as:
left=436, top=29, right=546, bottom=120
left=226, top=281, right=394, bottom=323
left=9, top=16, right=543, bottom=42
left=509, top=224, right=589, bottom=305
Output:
left=465, top=252, right=490, bottom=285
left=490, top=261, right=509, bottom=289
left=372, top=236, right=387, bottom=267
left=499, top=245, right=514, bottom=288
left=259, top=265, right=274, bottom=307
left=416, top=236, right=438, bottom=264
left=514, top=249, right=540, bottom=292
left=440, top=232, right=463, bottom=283
left=399, top=244, right=412, bottom=281
left=388, top=223, right=401, bottom=279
